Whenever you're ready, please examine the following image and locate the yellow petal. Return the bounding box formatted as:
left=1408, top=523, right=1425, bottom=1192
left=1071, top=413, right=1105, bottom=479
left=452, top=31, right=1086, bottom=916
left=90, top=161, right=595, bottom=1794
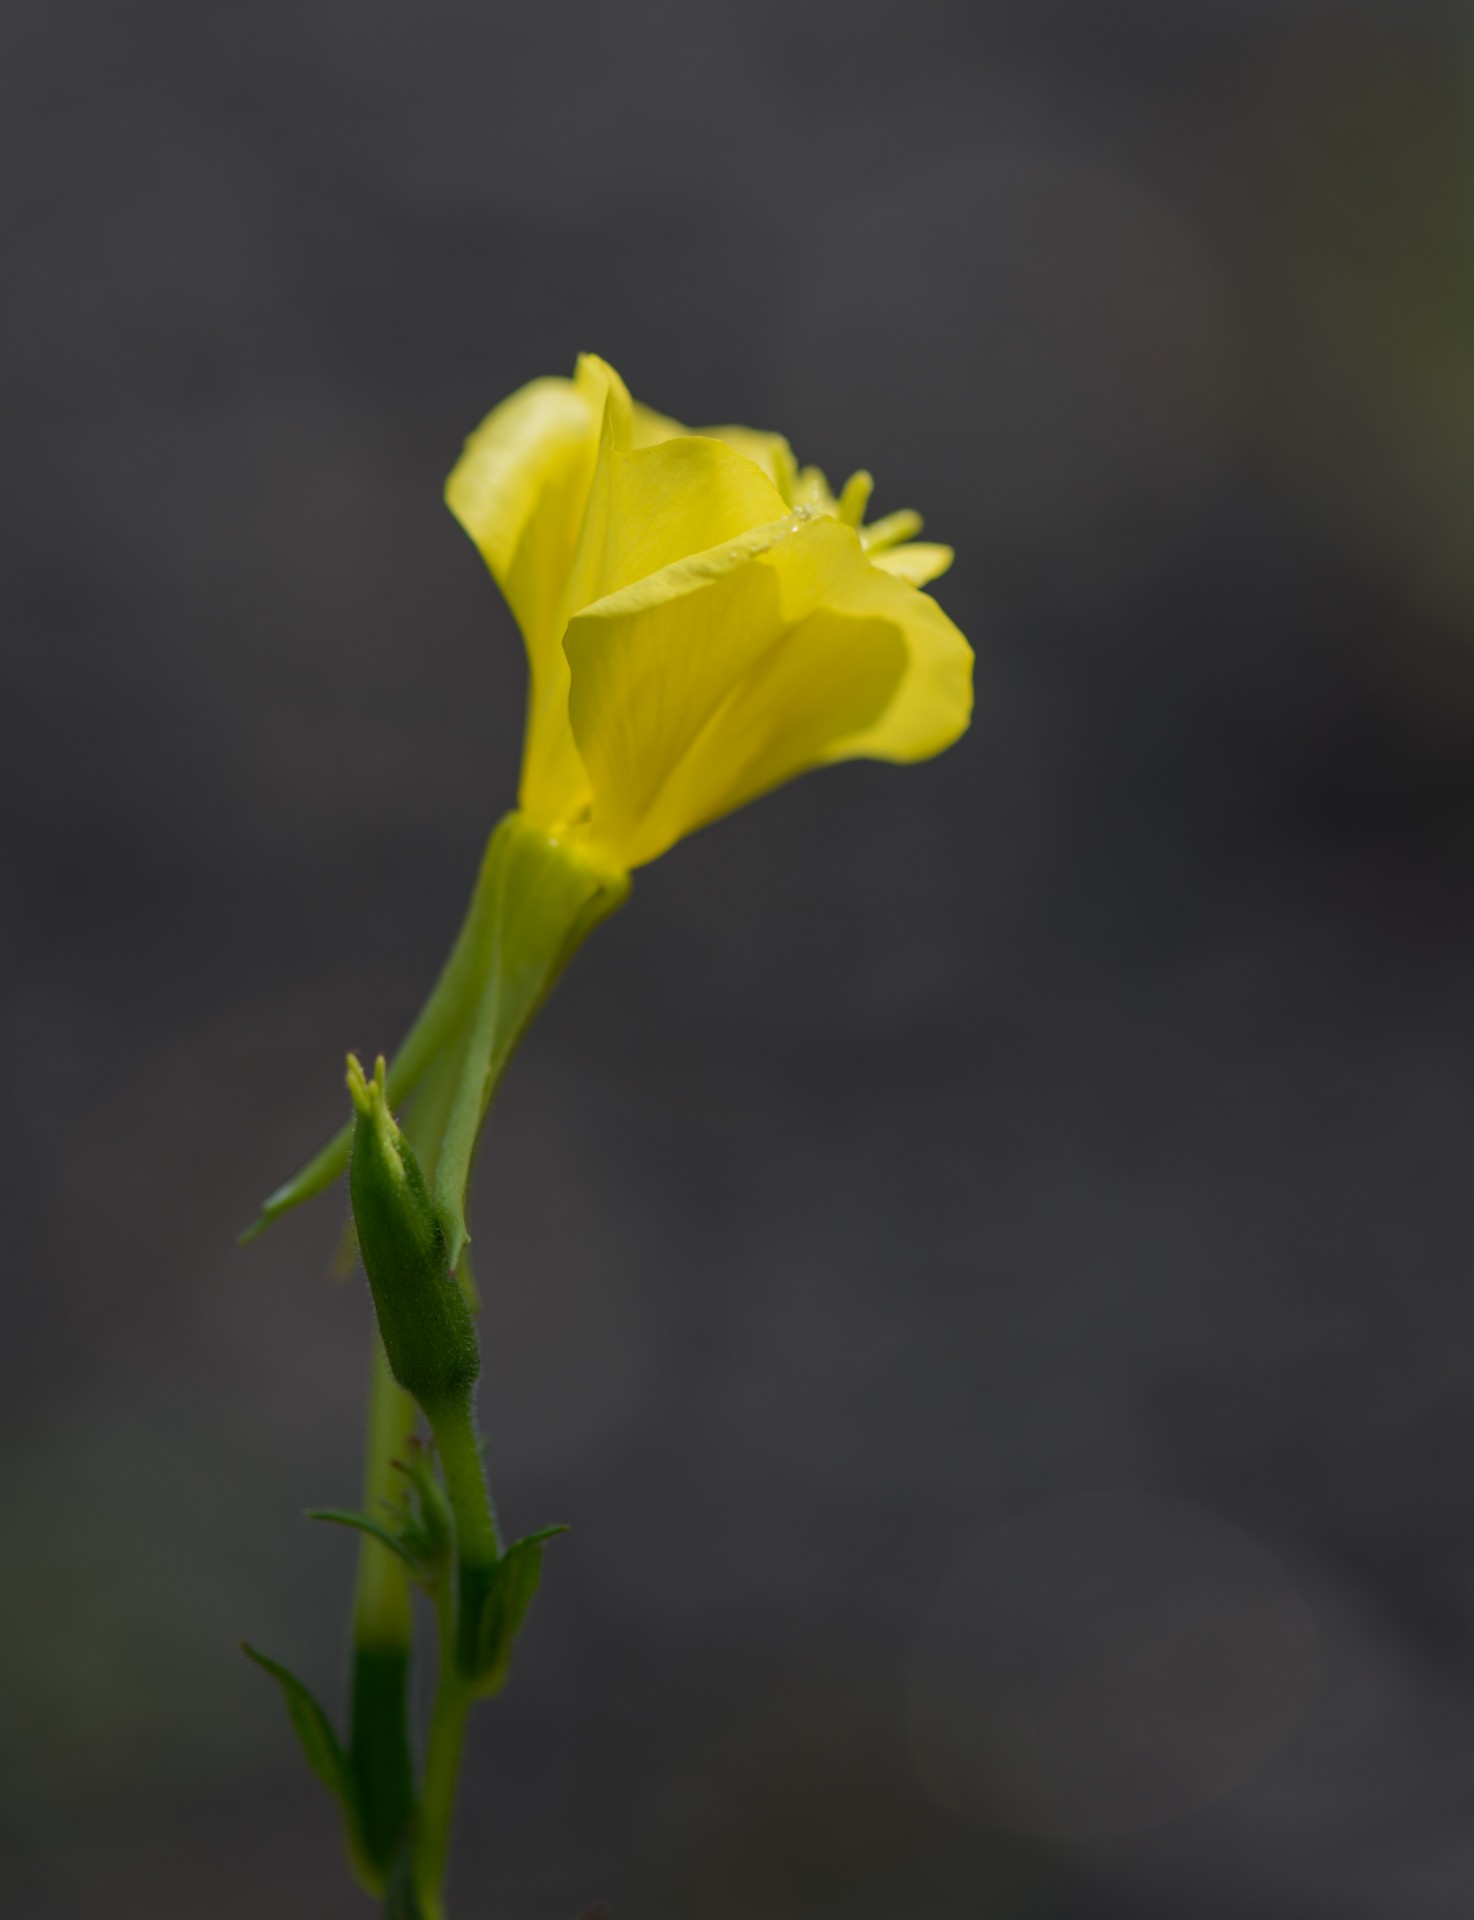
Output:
left=565, top=515, right=972, bottom=868
left=568, top=423, right=789, bottom=615
left=669, top=522, right=971, bottom=837
left=563, top=515, right=799, bottom=862
left=819, top=542, right=972, bottom=772
left=869, top=541, right=954, bottom=587
left=444, top=362, right=602, bottom=653
left=698, top=425, right=797, bottom=500
left=513, top=362, right=626, bottom=824
left=445, top=358, right=610, bottom=824
left=629, top=399, right=686, bottom=447
left=510, top=358, right=786, bottom=828
left=631, top=400, right=796, bottom=502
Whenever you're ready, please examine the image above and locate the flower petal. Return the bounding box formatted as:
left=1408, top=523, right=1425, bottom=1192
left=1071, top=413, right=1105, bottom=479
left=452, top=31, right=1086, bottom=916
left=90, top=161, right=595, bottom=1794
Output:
left=629, top=397, right=796, bottom=500
left=445, top=358, right=609, bottom=823
left=564, top=515, right=806, bottom=864
left=697, top=425, right=797, bottom=499
left=564, top=516, right=971, bottom=867
left=804, top=536, right=971, bottom=772
left=444, top=362, right=602, bottom=660
left=569, top=424, right=790, bottom=613
left=662, top=523, right=971, bottom=844
left=629, top=399, right=686, bottom=446
left=446, top=355, right=796, bottom=831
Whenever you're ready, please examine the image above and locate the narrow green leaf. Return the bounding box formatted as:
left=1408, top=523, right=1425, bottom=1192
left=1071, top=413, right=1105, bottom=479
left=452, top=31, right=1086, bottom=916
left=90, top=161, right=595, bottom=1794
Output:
left=242, top=1642, right=352, bottom=1799
left=307, top=1507, right=418, bottom=1568
left=473, top=1526, right=568, bottom=1696
left=242, top=1642, right=379, bottom=1892
left=511, top=1525, right=571, bottom=1550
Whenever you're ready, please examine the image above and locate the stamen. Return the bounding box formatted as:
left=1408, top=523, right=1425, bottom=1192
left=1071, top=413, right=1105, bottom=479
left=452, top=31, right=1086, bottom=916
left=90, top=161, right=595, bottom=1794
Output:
left=861, top=508, right=923, bottom=554
left=772, top=439, right=798, bottom=508
left=793, top=465, right=837, bottom=515
left=837, top=470, right=874, bottom=526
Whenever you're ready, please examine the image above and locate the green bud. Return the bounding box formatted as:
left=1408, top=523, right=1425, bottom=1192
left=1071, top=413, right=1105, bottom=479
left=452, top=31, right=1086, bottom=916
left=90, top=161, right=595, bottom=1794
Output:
left=347, top=1055, right=479, bottom=1412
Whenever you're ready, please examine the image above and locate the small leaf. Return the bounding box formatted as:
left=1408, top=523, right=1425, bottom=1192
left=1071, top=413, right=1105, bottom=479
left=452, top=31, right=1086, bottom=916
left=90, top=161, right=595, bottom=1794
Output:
left=241, top=1643, right=379, bottom=1892
left=474, top=1526, right=568, bottom=1695
left=307, top=1507, right=418, bottom=1569
left=242, top=1642, right=351, bottom=1797
left=512, top=1524, right=572, bottom=1550
left=391, top=1441, right=454, bottom=1577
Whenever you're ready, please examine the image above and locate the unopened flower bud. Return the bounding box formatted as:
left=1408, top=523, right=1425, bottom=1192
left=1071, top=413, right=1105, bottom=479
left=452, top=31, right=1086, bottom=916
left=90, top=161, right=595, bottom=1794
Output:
left=347, top=1055, right=479, bottom=1413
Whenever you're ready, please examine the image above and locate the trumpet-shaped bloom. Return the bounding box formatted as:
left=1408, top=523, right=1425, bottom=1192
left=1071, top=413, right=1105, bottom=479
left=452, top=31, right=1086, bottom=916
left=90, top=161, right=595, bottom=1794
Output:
left=446, top=354, right=972, bottom=870
left=244, top=358, right=972, bottom=1245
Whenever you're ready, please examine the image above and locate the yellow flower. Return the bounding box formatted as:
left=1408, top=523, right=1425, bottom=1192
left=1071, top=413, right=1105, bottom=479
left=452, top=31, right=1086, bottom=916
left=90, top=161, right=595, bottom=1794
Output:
left=244, top=356, right=972, bottom=1248
left=445, top=354, right=972, bottom=871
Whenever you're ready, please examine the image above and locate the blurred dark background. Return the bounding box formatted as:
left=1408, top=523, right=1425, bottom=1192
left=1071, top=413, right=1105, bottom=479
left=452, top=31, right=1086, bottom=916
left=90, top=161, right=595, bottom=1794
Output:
left=10, top=2, right=1474, bottom=1914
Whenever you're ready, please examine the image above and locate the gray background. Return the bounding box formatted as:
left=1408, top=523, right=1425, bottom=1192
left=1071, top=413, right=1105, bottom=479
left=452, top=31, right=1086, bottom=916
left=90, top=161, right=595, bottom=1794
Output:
left=9, top=2, right=1474, bottom=1914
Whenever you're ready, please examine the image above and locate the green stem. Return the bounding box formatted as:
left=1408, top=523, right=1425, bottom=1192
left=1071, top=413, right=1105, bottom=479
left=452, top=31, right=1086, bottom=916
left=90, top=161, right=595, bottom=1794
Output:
left=415, top=1586, right=475, bottom=1920
left=425, top=1389, right=501, bottom=1677
left=353, top=1336, right=420, bottom=1648
left=408, top=1390, right=495, bottom=1916
left=349, top=1335, right=419, bottom=1874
